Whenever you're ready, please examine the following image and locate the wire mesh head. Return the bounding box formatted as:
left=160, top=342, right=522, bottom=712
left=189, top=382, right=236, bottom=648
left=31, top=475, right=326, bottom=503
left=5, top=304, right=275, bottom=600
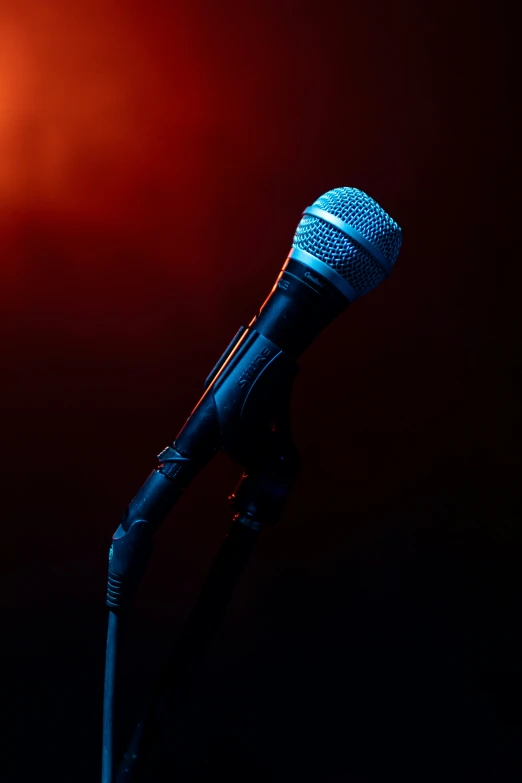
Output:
left=292, top=187, right=402, bottom=297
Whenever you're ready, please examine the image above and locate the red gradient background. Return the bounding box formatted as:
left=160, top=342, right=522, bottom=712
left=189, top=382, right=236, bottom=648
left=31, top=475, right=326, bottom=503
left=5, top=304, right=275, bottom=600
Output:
left=1, top=2, right=518, bottom=781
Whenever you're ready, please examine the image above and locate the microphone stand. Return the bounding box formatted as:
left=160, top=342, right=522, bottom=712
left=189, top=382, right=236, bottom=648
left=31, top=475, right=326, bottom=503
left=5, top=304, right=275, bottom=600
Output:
left=115, top=444, right=299, bottom=782
left=102, top=323, right=303, bottom=782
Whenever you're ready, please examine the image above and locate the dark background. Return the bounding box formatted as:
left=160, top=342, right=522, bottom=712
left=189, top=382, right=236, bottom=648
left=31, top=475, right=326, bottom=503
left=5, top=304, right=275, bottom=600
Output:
left=0, top=1, right=518, bottom=781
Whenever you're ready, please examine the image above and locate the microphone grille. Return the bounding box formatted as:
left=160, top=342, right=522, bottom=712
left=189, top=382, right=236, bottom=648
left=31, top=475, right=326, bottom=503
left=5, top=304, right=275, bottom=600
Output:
left=292, top=187, right=402, bottom=297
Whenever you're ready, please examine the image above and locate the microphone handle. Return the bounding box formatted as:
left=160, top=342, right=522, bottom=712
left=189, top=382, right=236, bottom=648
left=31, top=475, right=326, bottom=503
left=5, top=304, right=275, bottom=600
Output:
left=249, top=254, right=348, bottom=357
left=106, top=253, right=346, bottom=609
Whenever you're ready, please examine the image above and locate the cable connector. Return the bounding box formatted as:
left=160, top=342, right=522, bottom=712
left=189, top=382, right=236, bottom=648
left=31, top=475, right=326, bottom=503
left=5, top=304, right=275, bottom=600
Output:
left=106, top=518, right=153, bottom=611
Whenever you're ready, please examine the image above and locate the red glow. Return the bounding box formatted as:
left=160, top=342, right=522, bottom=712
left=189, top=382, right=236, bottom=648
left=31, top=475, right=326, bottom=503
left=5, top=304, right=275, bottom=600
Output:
left=0, top=3, right=215, bottom=216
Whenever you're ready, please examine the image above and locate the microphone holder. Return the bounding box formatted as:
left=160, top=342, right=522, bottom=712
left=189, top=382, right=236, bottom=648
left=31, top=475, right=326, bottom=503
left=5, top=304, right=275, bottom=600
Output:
left=102, top=342, right=301, bottom=782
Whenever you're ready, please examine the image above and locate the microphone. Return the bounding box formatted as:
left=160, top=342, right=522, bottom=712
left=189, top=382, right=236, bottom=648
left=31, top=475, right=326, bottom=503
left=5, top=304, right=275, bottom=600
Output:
left=106, top=187, right=402, bottom=608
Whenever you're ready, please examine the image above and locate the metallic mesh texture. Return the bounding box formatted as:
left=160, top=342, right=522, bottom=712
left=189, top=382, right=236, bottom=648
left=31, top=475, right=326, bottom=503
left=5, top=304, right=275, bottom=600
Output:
left=292, top=187, right=402, bottom=297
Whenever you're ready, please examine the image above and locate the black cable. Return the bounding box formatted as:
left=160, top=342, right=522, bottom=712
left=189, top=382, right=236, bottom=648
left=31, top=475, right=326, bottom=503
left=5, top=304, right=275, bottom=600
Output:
left=115, top=518, right=261, bottom=782
left=102, top=610, right=120, bottom=783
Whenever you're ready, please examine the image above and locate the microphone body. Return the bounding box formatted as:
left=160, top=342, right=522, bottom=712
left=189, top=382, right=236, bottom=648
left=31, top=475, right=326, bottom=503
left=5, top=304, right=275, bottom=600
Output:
left=106, top=188, right=402, bottom=609
left=107, top=257, right=334, bottom=604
